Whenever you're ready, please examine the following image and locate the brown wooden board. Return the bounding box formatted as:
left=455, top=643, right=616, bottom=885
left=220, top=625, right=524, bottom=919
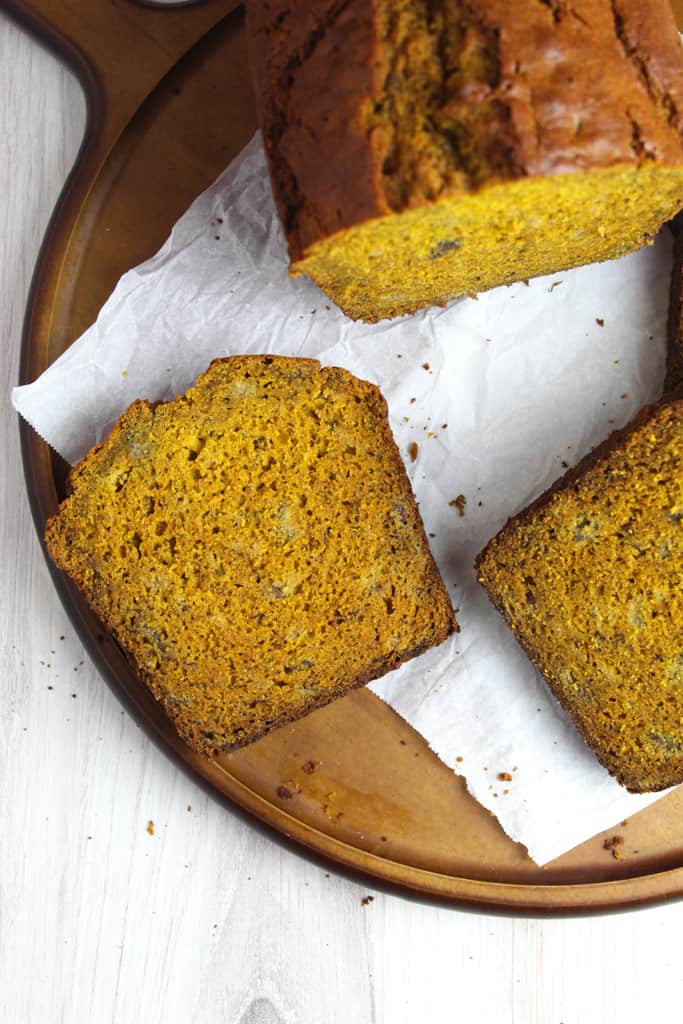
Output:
left=11, top=0, right=683, bottom=912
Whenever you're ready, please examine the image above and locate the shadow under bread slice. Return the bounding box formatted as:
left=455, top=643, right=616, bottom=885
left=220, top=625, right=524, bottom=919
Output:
left=476, top=398, right=683, bottom=793
left=44, top=355, right=457, bottom=755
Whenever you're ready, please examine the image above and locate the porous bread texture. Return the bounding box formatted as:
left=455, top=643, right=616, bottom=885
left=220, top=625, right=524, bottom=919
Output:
left=45, top=356, right=457, bottom=755
left=476, top=399, right=683, bottom=793
left=248, top=0, right=683, bottom=322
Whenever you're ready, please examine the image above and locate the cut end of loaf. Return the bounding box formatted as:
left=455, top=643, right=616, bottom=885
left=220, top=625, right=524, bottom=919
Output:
left=476, top=399, right=683, bottom=793
left=45, top=356, right=457, bottom=755
left=292, top=165, right=683, bottom=322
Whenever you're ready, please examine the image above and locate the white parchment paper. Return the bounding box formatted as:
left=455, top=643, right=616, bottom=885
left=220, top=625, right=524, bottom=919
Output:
left=13, top=133, right=676, bottom=864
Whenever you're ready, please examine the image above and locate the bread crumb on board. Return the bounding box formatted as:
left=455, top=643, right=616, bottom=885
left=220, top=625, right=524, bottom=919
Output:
left=603, top=835, right=625, bottom=860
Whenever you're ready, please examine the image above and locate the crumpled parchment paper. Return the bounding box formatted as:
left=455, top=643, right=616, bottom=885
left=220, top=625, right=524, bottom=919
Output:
left=13, top=133, right=675, bottom=864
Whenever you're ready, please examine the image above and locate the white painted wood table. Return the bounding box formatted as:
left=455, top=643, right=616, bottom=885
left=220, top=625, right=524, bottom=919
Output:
left=3, top=10, right=683, bottom=1023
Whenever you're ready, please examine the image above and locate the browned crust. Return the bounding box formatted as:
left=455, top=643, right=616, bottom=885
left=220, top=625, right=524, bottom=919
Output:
left=46, top=354, right=457, bottom=757
left=246, top=0, right=380, bottom=262
left=475, top=397, right=683, bottom=793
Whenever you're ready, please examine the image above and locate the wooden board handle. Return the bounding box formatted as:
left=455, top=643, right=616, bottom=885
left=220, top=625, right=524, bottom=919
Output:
left=5, top=0, right=240, bottom=162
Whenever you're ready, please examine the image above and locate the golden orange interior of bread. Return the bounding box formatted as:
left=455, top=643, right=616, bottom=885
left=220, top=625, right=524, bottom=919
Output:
left=45, top=356, right=456, bottom=754
left=477, top=400, right=683, bottom=793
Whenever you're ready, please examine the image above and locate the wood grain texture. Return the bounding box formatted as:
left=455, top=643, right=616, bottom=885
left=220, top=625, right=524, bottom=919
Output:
left=5, top=8, right=683, bottom=1024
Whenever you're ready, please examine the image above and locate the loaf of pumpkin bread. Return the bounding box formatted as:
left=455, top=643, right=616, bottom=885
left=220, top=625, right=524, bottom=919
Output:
left=476, top=399, right=683, bottom=793
left=45, top=356, right=457, bottom=754
left=248, top=0, right=683, bottom=322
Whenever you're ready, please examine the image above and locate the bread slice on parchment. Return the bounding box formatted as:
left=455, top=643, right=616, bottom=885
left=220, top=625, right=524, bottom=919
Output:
left=46, top=355, right=457, bottom=754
